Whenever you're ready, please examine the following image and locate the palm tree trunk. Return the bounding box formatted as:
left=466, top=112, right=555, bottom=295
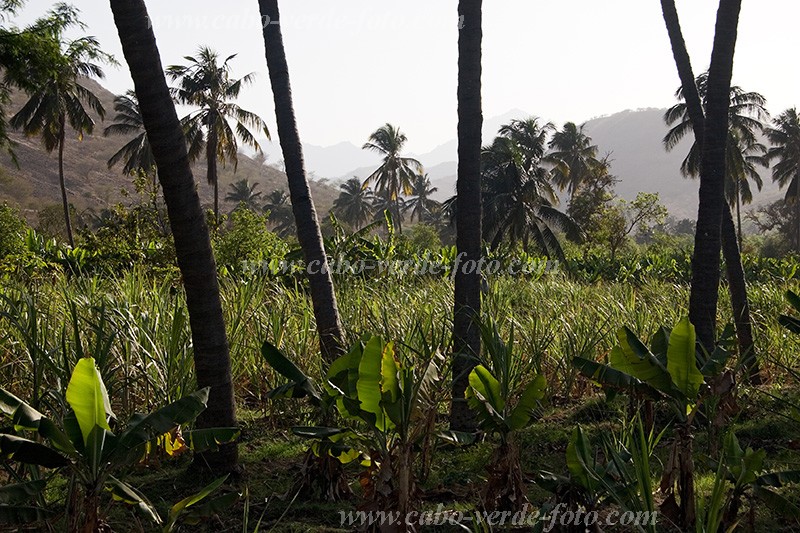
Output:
left=258, top=0, right=345, bottom=363
left=109, top=0, right=239, bottom=474
left=661, top=0, right=758, bottom=382
left=796, top=198, right=800, bottom=253
left=690, top=0, right=742, bottom=353
left=393, top=200, right=403, bottom=235
left=207, top=120, right=219, bottom=226
left=450, top=0, right=483, bottom=432
left=661, top=0, right=743, bottom=353
left=722, top=206, right=759, bottom=382
left=735, top=182, right=743, bottom=248
left=58, top=115, right=75, bottom=247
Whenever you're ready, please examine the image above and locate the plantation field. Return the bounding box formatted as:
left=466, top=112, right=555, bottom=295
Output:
left=3, top=265, right=800, bottom=531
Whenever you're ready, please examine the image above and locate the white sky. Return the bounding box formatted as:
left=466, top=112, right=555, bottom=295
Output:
left=11, top=1, right=800, bottom=154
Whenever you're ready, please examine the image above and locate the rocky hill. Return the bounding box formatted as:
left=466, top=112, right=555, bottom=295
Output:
left=0, top=78, right=338, bottom=224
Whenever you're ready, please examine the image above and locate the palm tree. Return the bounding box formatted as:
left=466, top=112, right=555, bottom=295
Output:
left=764, top=108, right=800, bottom=252
left=450, top=0, right=483, bottom=437
left=662, top=0, right=759, bottom=389
left=110, top=0, right=239, bottom=474
left=332, top=177, right=375, bottom=229
left=664, top=71, right=769, bottom=244
left=362, top=123, right=422, bottom=234
left=225, top=179, right=263, bottom=212
left=258, top=0, right=345, bottom=363
left=104, top=91, right=153, bottom=175
left=482, top=119, right=581, bottom=257
left=659, top=2, right=746, bottom=524
left=167, top=47, right=270, bottom=224
left=405, top=173, right=440, bottom=222
left=547, top=122, right=600, bottom=198
left=0, top=1, right=70, bottom=158
left=262, top=189, right=294, bottom=236
left=10, top=9, right=113, bottom=247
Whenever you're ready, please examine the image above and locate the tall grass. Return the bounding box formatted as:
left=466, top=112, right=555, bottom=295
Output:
left=0, top=267, right=796, bottom=420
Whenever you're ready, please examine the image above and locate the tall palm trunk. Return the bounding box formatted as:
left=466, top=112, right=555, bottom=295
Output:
left=392, top=198, right=403, bottom=234
left=661, top=0, right=756, bottom=381
left=735, top=183, right=743, bottom=248
left=207, top=118, right=219, bottom=226
left=659, top=1, right=749, bottom=526
left=722, top=206, right=758, bottom=382
left=58, top=114, right=75, bottom=247
left=690, top=0, right=742, bottom=352
left=109, top=0, right=239, bottom=473
left=450, top=0, right=483, bottom=432
left=258, top=0, right=345, bottom=363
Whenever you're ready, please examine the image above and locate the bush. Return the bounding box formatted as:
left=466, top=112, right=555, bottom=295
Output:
left=0, top=203, right=27, bottom=258
left=405, top=223, right=442, bottom=251
left=214, top=207, right=288, bottom=268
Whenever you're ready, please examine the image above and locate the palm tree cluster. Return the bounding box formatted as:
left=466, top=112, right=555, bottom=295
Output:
left=103, top=46, right=271, bottom=227
left=664, top=71, right=769, bottom=245
left=332, top=125, right=442, bottom=233
left=334, top=172, right=442, bottom=232
left=224, top=179, right=294, bottom=236
left=355, top=123, right=430, bottom=234
left=481, top=118, right=583, bottom=258
left=348, top=119, right=607, bottom=257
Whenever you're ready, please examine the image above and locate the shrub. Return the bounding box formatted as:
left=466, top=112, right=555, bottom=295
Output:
left=214, top=207, right=288, bottom=268
left=0, top=203, right=28, bottom=258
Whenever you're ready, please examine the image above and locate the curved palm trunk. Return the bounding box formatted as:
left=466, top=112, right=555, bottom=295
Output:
left=450, top=0, right=483, bottom=432
left=258, top=0, right=345, bottom=363
left=58, top=114, right=75, bottom=247
left=109, top=0, right=238, bottom=473
left=660, top=1, right=749, bottom=527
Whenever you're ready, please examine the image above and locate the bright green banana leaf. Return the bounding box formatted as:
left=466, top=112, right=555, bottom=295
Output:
left=666, top=317, right=703, bottom=402
left=356, top=336, right=392, bottom=431
left=611, top=327, right=672, bottom=392
left=66, top=357, right=114, bottom=444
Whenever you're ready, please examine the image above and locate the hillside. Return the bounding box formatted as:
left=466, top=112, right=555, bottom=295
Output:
left=0, top=79, right=338, bottom=223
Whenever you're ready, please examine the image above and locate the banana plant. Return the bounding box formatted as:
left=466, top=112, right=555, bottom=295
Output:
left=698, top=431, right=800, bottom=532
left=264, top=333, right=447, bottom=520
left=779, top=290, right=800, bottom=335
left=538, top=420, right=663, bottom=533
left=465, top=321, right=547, bottom=512
left=0, top=357, right=239, bottom=532
left=572, top=317, right=727, bottom=529
left=261, top=340, right=355, bottom=502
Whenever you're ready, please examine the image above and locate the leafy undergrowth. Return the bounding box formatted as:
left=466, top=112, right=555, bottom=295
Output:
left=91, top=385, right=800, bottom=532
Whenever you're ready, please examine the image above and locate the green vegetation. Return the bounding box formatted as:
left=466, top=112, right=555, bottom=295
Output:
left=2, top=0, right=800, bottom=532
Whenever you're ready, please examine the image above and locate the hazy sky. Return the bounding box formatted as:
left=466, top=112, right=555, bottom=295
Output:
left=11, top=1, right=800, bottom=154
